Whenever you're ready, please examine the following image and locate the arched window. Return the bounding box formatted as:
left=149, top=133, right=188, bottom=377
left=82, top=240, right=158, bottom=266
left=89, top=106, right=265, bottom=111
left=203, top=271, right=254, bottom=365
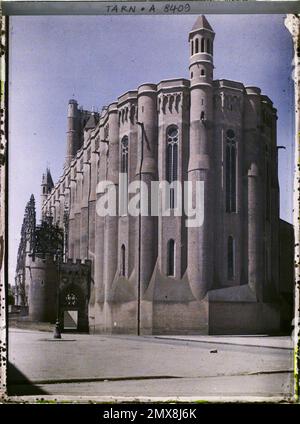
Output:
left=121, top=136, right=129, bottom=173
left=227, top=236, right=235, bottom=280
left=225, top=129, right=237, bottom=213
left=121, top=244, right=126, bottom=277
left=167, top=239, right=175, bottom=276
left=201, top=38, right=205, bottom=52
left=201, top=69, right=205, bottom=76
left=191, top=40, right=194, bottom=56
left=166, top=126, right=179, bottom=209
left=206, top=39, right=210, bottom=54
left=195, top=38, right=199, bottom=54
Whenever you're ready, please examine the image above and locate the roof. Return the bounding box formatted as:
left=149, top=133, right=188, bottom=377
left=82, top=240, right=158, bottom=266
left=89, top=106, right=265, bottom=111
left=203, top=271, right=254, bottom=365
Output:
left=84, top=113, right=98, bottom=130
left=191, top=15, right=214, bottom=32
left=42, top=168, right=54, bottom=188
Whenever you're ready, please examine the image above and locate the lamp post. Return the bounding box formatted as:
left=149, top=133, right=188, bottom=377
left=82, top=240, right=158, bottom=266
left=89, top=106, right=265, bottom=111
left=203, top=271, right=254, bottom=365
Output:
left=53, top=248, right=62, bottom=339
left=63, top=187, right=71, bottom=261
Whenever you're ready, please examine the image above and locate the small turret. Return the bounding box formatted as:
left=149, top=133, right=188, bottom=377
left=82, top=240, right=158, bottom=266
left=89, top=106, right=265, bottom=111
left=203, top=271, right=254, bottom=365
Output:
left=189, top=15, right=215, bottom=86
left=41, top=168, right=54, bottom=215
left=65, top=99, right=80, bottom=167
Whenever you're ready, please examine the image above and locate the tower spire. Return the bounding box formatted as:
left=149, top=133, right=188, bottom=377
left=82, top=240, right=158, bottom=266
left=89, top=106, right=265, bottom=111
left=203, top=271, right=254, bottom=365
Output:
left=190, top=15, right=214, bottom=33
left=41, top=167, right=54, bottom=217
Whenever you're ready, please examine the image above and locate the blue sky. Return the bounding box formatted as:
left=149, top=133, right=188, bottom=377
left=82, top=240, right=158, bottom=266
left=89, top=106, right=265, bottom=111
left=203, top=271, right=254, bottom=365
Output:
left=8, top=14, right=294, bottom=282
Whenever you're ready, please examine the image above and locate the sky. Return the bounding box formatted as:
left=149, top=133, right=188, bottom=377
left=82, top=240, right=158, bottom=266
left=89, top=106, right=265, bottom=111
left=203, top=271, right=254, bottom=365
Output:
left=8, top=14, right=295, bottom=283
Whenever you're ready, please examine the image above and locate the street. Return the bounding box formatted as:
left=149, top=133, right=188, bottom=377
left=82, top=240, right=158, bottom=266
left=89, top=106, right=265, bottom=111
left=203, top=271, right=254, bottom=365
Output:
left=8, top=328, right=294, bottom=401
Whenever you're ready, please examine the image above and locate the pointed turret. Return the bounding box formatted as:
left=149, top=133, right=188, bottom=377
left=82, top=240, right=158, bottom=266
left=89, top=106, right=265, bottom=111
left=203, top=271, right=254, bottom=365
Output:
left=42, top=168, right=54, bottom=188
left=41, top=168, right=54, bottom=215
left=190, top=15, right=213, bottom=34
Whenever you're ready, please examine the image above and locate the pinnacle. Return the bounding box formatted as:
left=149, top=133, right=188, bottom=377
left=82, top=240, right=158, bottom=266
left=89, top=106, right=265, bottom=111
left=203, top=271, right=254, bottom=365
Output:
left=42, top=168, right=54, bottom=189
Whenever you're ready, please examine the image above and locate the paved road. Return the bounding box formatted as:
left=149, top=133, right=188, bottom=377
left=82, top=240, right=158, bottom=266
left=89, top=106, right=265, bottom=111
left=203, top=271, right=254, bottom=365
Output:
left=8, top=329, right=294, bottom=401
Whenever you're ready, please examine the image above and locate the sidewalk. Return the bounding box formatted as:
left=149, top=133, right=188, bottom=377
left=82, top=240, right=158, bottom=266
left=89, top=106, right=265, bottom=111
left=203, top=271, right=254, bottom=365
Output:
left=154, top=335, right=294, bottom=350
left=9, top=319, right=54, bottom=333
left=9, top=320, right=294, bottom=350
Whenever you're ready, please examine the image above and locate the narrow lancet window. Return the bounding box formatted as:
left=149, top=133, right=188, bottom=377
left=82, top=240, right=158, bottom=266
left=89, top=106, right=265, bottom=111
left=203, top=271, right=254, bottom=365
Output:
left=121, top=136, right=129, bottom=173
left=121, top=244, right=126, bottom=277
left=225, top=129, right=237, bottom=213
left=167, top=239, right=175, bottom=277
left=201, top=38, right=205, bottom=52
left=207, top=39, right=210, bottom=54
left=166, top=126, right=179, bottom=209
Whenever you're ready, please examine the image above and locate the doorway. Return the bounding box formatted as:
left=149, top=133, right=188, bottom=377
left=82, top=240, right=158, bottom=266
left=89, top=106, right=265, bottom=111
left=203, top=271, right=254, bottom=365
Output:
left=63, top=310, right=78, bottom=330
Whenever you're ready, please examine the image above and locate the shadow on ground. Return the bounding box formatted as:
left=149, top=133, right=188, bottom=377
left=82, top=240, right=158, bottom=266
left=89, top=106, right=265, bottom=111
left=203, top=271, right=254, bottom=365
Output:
left=7, top=362, right=47, bottom=395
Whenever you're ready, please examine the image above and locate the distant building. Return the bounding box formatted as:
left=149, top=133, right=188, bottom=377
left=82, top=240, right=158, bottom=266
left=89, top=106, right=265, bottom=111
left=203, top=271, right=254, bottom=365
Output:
left=16, top=16, right=294, bottom=334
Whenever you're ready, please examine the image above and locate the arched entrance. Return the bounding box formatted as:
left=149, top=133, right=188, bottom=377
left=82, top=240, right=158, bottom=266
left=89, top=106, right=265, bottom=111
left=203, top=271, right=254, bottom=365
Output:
left=58, top=260, right=91, bottom=333
left=61, top=286, right=84, bottom=331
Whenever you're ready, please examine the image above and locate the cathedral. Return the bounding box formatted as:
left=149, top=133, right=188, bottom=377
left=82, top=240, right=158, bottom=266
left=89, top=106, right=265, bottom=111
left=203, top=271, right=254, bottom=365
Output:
left=15, top=16, right=294, bottom=334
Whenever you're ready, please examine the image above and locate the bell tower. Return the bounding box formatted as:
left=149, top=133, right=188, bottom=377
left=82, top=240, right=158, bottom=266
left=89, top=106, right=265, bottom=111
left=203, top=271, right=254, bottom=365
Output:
left=189, top=15, right=215, bottom=88
left=187, top=15, right=215, bottom=300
